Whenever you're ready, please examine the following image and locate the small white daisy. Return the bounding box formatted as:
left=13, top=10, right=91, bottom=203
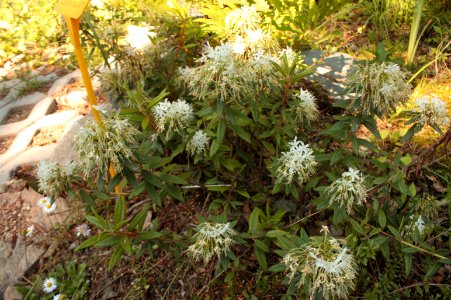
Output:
left=42, top=202, right=57, bottom=214
left=38, top=197, right=51, bottom=208
left=53, top=294, right=66, bottom=300
left=42, top=277, right=57, bottom=293
left=26, top=225, right=34, bottom=237
left=75, top=224, right=91, bottom=237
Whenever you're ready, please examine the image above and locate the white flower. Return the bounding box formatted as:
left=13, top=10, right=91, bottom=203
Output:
left=42, top=277, right=57, bottom=293
left=283, top=235, right=357, bottom=300
left=188, top=222, right=236, bottom=263
left=380, top=83, right=394, bottom=97
left=415, top=96, right=450, bottom=128
left=384, top=63, right=400, bottom=76
left=277, top=137, right=318, bottom=184
left=42, top=202, right=57, bottom=214
left=53, top=294, right=66, bottom=300
left=26, top=225, right=34, bottom=237
left=246, top=29, right=264, bottom=45
left=325, top=167, right=367, bottom=213
left=347, top=62, right=411, bottom=116
left=38, top=197, right=51, bottom=208
left=75, top=224, right=91, bottom=237
left=292, top=88, right=319, bottom=124
left=74, top=114, right=140, bottom=178
left=153, top=98, right=194, bottom=134
left=279, top=47, right=297, bottom=64
left=125, top=25, right=156, bottom=52
left=232, top=37, right=246, bottom=55
left=186, top=130, right=210, bottom=156
left=411, top=215, right=426, bottom=235
left=37, top=161, right=73, bottom=199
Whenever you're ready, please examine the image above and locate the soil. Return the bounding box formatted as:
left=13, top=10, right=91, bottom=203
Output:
left=0, top=136, right=15, bottom=154
left=29, top=125, right=66, bottom=147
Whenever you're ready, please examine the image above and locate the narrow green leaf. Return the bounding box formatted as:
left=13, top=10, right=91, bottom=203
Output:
left=108, top=245, right=124, bottom=271
left=114, top=198, right=126, bottom=226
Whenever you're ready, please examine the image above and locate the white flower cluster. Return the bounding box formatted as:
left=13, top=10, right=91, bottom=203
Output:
left=277, top=137, right=318, bottom=185
left=225, top=5, right=274, bottom=53
left=153, top=98, right=194, bottom=134
left=37, top=161, right=73, bottom=200
left=283, top=235, right=357, bottom=300
left=410, top=215, right=426, bottom=235
left=346, top=62, right=411, bottom=116
left=415, top=95, right=450, bottom=128
left=324, top=168, right=367, bottom=213
left=179, top=43, right=251, bottom=103
left=38, top=197, right=57, bottom=214
left=292, top=88, right=319, bottom=124
left=74, top=114, right=140, bottom=178
left=188, top=222, right=236, bottom=263
left=186, top=130, right=210, bottom=156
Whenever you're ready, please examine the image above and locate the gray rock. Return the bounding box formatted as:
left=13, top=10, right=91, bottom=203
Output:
left=4, top=286, right=22, bottom=300
left=0, top=238, right=44, bottom=295
left=301, top=50, right=356, bottom=102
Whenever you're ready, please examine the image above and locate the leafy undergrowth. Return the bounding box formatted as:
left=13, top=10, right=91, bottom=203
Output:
left=11, top=1, right=451, bottom=300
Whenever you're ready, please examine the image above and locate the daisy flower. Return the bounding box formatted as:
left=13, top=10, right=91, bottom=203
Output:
left=38, top=197, right=51, bottom=208
left=42, top=202, right=57, bottom=214
left=53, top=294, right=66, bottom=300
left=26, top=225, right=34, bottom=237
left=75, top=224, right=91, bottom=237
left=42, top=277, right=57, bottom=293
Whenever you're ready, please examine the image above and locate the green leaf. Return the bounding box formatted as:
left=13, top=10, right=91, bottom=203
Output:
left=254, top=245, right=268, bottom=270
left=86, top=215, right=109, bottom=230
left=123, top=168, right=139, bottom=188
left=387, top=225, right=402, bottom=239
left=254, top=239, right=269, bottom=252
left=114, top=198, right=126, bottom=226
left=249, top=208, right=263, bottom=236
left=120, top=237, right=132, bottom=254
left=378, top=209, right=387, bottom=229
left=129, top=204, right=150, bottom=231
left=159, top=173, right=187, bottom=185
left=95, top=236, right=121, bottom=247
left=139, top=231, right=164, bottom=240
left=79, top=189, right=95, bottom=208
left=107, top=173, right=123, bottom=193
left=210, top=139, right=221, bottom=157
left=350, top=219, right=365, bottom=235
left=404, top=254, right=413, bottom=276
left=75, top=233, right=108, bottom=251
left=400, top=123, right=423, bottom=142
left=108, top=245, right=124, bottom=271
left=400, top=154, right=412, bottom=166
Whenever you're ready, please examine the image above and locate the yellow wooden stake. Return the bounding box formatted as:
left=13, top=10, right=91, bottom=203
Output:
left=56, top=0, right=118, bottom=190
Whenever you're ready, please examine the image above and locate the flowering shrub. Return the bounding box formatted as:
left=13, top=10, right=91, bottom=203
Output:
left=33, top=1, right=450, bottom=299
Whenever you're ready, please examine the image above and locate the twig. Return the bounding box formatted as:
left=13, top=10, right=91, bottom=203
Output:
left=392, top=282, right=451, bottom=294
left=196, top=268, right=227, bottom=296
left=162, top=262, right=185, bottom=299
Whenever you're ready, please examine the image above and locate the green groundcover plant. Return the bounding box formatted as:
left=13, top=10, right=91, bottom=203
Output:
left=27, top=1, right=450, bottom=299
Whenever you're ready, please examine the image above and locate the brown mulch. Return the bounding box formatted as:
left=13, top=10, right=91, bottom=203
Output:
left=29, top=125, right=66, bottom=148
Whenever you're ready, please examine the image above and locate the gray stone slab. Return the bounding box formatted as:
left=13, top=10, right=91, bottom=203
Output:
left=0, top=92, right=46, bottom=123
left=301, top=50, right=355, bottom=102
left=48, top=69, right=82, bottom=96
left=0, top=110, right=80, bottom=167
left=0, top=144, right=57, bottom=184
